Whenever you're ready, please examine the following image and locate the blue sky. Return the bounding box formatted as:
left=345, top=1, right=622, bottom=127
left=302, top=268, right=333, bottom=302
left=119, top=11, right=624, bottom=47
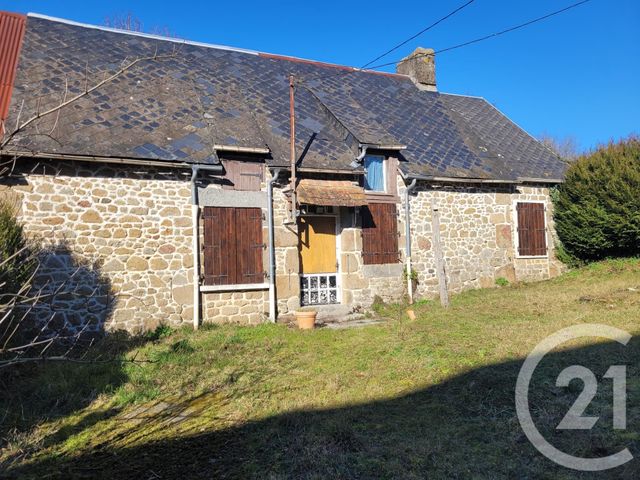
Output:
left=5, top=0, right=639, bottom=152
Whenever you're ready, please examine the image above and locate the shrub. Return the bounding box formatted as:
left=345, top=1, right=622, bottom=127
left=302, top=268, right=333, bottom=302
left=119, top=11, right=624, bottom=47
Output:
left=0, top=201, right=37, bottom=297
left=495, top=277, right=510, bottom=287
left=553, top=136, right=640, bottom=261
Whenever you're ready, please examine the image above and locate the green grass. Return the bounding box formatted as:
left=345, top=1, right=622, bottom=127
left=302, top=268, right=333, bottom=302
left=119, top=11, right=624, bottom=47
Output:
left=1, top=259, right=639, bottom=479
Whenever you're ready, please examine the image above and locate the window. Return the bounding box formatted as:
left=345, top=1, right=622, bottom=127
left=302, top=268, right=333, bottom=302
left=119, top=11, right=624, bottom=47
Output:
left=222, top=160, right=263, bottom=191
left=515, top=202, right=547, bottom=257
left=203, top=207, right=264, bottom=285
left=364, top=155, right=385, bottom=192
left=361, top=203, right=399, bottom=264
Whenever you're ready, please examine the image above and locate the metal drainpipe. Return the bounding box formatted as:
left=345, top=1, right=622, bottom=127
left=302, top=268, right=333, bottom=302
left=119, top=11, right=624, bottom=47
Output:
left=190, top=164, right=223, bottom=330
left=267, top=168, right=282, bottom=322
left=405, top=178, right=418, bottom=304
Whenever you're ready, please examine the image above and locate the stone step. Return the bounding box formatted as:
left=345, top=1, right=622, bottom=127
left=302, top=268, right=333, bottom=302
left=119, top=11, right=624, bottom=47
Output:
left=314, top=304, right=354, bottom=321
left=324, top=318, right=386, bottom=329
left=277, top=304, right=369, bottom=325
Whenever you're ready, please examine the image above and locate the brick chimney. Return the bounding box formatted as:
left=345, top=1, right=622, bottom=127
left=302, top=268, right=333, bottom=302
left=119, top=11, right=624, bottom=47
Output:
left=396, top=48, right=436, bottom=92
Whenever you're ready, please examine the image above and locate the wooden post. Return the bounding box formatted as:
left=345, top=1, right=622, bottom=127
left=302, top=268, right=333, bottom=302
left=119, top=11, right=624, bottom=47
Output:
left=431, top=199, right=449, bottom=307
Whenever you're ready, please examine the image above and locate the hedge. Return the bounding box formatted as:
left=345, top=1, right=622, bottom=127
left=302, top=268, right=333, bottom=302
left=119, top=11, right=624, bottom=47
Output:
left=553, top=136, right=640, bottom=261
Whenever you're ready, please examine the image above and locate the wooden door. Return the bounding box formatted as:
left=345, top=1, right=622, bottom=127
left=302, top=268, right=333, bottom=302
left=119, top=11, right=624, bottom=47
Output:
left=298, top=216, right=337, bottom=274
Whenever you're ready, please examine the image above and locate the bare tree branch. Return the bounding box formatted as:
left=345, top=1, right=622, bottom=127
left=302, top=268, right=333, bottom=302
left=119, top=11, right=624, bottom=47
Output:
left=0, top=45, right=182, bottom=369
left=1, top=50, right=178, bottom=150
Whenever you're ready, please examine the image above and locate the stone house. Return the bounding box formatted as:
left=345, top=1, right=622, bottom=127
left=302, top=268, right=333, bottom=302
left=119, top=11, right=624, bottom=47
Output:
left=0, top=12, right=566, bottom=333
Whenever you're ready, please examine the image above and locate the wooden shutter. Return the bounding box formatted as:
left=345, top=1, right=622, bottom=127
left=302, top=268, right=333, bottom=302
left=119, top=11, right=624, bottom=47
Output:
left=222, top=160, right=263, bottom=191
left=235, top=208, right=264, bottom=283
left=362, top=203, right=399, bottom=265
left=203, top=207, right=264, bottom=285
left=203, top=207, right=236, bottom=285
left=516, top=203, right=547, bottom=256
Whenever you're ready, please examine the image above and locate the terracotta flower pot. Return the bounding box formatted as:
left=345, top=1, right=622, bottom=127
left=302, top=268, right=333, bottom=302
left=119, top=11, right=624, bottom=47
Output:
left=295, top=311, right=317, bottom=330
left=406, top=308, right=416, bottom=321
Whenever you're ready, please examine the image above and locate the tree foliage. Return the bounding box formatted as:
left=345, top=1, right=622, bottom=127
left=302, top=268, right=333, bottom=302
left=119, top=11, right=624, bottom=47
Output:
left=553, top=136, right=640, bottom=261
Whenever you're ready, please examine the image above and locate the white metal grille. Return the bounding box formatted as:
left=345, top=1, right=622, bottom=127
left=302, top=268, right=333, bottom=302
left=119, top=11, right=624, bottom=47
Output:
left=300, top=274, right=338, bottom=306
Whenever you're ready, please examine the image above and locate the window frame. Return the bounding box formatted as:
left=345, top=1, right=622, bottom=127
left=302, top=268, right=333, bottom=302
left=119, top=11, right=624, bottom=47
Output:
left=512, top=200, right=549, bottom=259
left=363, top=154, right=386, bottom=193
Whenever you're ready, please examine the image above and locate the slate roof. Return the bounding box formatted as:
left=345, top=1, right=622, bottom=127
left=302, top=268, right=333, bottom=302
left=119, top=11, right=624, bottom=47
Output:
left=4, top=13, right=566, bottom=181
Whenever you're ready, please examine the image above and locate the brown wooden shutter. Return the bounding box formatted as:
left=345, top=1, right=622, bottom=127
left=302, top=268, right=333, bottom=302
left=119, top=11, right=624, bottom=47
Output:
left=203, top=207, right=264, bottom=285
left=517, top=202, right=547, bottom=256
left=222, top=160, right=263, bottom=191
left=235, top=208, right=264, bottom=284
left=203, top=207, right=236, bottom=285
left=362, top=203, right=399, bottom=265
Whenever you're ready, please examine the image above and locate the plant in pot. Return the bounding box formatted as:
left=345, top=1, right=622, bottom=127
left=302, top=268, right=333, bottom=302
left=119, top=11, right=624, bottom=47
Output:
left=295, top=306, right=317, bottom=330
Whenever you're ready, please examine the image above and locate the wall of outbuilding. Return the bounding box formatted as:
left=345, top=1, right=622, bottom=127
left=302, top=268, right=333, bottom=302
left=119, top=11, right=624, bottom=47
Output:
left=397, top=178, right=564, bottom=300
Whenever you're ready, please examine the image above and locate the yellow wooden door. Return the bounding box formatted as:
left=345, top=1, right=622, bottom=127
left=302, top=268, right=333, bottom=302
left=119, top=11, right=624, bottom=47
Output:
left=298, top=216, right=337, bottom=274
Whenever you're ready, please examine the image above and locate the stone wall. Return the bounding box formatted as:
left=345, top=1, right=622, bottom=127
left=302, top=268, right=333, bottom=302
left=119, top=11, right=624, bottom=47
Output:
left=4, top=160, right=197, bottom=333
left=3, top=162, right=290, bottom=330
left=273, top=174, right=301, bottom=314
left=202, top=290, right=268, bottom=325
left=397, top=179, right=564, bottom=300
left=2, top=159, right=564, bottom=333
left=339, top=207, right=405, bottom=306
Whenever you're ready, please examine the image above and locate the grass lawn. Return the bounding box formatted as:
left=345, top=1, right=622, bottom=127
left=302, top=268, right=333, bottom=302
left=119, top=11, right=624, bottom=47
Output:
left=1, top=260, right=639, bottom=479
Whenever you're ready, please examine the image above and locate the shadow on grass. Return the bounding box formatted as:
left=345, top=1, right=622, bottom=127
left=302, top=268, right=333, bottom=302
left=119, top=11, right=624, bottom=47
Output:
left=0, top=241, right=173, bottom=471
left=5, top=336, right=640, bottom=479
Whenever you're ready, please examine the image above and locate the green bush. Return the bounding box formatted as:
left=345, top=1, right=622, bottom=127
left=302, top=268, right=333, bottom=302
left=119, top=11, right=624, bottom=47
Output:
left=0, top=201, right=37, bottom=297
left=553, top=136, right=640, bottom=261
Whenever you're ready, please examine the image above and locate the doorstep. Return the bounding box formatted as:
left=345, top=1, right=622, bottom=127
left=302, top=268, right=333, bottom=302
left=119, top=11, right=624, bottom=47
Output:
left=278, top=304, right=388, bottom=329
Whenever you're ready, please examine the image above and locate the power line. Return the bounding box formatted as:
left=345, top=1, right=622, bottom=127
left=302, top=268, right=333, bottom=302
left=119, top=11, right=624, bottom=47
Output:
left=366, top=0, right=592, bottom=70
left=298, top=0, right=591, bottom=85
left=359, top=0, right=476, bottom=69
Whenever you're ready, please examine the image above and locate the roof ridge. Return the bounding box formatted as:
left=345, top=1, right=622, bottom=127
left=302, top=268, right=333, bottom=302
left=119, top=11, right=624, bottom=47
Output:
left=438, top=91, right=485, bottom=101
left=26, top=12, right=407, bottom=79
left=27, top=12, right=261, bottom=56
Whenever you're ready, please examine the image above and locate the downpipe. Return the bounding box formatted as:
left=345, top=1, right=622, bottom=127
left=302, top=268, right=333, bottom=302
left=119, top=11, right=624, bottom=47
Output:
left=190, top=164, right=223, bottom=330
left=267, top=168, right=282, bottom=322
left=404, top=178, right=418, bottom=304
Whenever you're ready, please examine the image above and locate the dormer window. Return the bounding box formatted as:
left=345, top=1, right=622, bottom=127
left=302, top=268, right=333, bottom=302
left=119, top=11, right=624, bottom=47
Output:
left=364, top=154, right=385, bottom=192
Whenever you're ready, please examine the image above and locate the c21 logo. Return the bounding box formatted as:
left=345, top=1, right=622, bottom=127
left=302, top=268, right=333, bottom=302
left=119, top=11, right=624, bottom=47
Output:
left=515, top=324, right=633, bottom=471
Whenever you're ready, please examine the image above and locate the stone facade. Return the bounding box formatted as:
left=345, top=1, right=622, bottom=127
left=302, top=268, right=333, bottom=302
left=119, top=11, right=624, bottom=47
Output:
left=339, top=208, right=406, bottom=306
left=273, top=176, right=301, bottom=314
left=3, top=160, right=197, bottom=333
left=397, top=178, right=564, bottom=299
left=202, top=290, right=268, bottom=325
left=2, top=158, right=563, bottom=333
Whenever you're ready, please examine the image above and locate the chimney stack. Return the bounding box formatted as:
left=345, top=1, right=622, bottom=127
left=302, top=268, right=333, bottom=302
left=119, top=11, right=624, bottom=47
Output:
left=396, top=48, right=436, bottom=91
